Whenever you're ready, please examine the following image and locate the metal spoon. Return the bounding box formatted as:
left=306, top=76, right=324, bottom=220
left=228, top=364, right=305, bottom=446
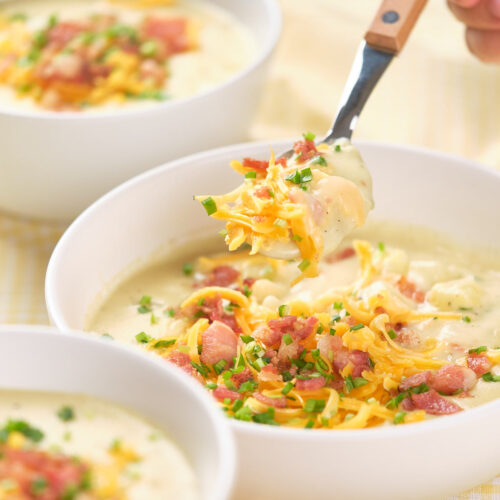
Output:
left=265, top=0, right=428, bottom=261
left=281, top=0, right=428, bottom=157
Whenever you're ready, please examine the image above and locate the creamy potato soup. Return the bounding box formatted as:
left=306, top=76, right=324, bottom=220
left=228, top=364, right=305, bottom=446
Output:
left=0, top=390, right=197, bottom=499
left=88, top=219, right=500, bottom=430
left=0, top=0, right=255, bottom=111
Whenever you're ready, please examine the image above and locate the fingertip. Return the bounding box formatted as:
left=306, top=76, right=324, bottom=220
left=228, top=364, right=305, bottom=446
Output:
left=488, top=0, right=500, bottom=19
left=448, top=0, right=481, bottom=7
left=466, top=27, right=500, bottom=63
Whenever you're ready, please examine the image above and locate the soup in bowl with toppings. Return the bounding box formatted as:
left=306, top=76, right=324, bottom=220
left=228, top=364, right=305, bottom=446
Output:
left=0, top=0, right=255, bottom=112
left=0, top=325, right=235, bottom=500
left=0, top=0, right=280, bottom=220
left=46, top=139, right=500, bottom=500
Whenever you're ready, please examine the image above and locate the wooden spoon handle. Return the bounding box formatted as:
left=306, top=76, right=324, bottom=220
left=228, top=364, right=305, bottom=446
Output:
left=365, top=0, right=427, bottom=54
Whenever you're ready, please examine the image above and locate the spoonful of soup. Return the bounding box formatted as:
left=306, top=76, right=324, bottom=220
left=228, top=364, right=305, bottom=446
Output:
left=197, top=0, right=427, bottom=282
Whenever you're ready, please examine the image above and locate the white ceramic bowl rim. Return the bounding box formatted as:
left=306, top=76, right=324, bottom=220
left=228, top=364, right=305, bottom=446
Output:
left=0, top=323, right=236, bottom=499
left=0, top=0, right=281, bottom=120
left=46, top=137, right=500, bottom=442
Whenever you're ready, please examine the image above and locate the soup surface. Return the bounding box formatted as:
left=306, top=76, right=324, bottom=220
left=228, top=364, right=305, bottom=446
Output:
left=0, top=390, right=197, bottom=499
left=88, top=220, right=500, bottom=429
left=0, top=0, right=255, bottom=111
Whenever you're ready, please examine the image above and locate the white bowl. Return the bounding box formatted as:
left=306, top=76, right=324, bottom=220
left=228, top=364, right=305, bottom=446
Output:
left=0, top=324, right=235, bottom=500
left=0, top=0, right=281, bottom=221
left=46, top=139, right=500, bottom=500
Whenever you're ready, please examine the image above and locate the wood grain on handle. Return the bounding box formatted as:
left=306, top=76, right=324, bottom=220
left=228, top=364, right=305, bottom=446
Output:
left=365, top=0, right=427, bottom=54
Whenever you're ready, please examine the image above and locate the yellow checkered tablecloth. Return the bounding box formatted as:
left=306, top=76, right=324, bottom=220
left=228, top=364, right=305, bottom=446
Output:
left=0, top=0, right=498, bottom=498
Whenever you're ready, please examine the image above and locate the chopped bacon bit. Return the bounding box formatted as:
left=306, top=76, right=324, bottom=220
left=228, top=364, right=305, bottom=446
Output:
left=395, top=328, right=421, bottom=349
left=431, top=364, right=477, bottom=395
left=411, top=389, right=462, bottom=415
left=213, top=387, right=241, bottom=402
left=242, top=157, right=269, bottom=171
left=253, top=392, right=287, bottom=408
left=374, top=306, right=387, bottom=315
left=325, top=247, right=356, bottom=264
left=202, top=265, right=239, bottom=287
left=0, top=445, right=88, bottom=498
left=167, top=350, right=192, bottom=372
left=276, top=157, right=288, bottom=167
left=396, top=276, right=425, bottom=303
left=258, top=364, right=282, bottom=382
left=243, top=277, right=256, bottom=288
left=467, top=353, right=492, bottom=376
left=231, top=367, right=253, bottom=388
left=142, top=17, right=190, bottom=54
left=399, top=371, right=433, bottom=392
left=255, top=186, right=272, bottom=199
left=317, top=334, right=343, bottom=362
left=277, top=338, right=302, bottom=368
left=293, top=139, right=318, bottom=162
left=296, top=376, right=325, bottom=391
left=267, top=315, right=317, bottom=344
left=344, top=316, right=358, bottom=327
left=200, top=320, right=237, bottom=367
left=190, top=295, right=240, bottom=332
left=48, top=21, right=86, bottom=48
left=348, top=350, right=372, bottom=378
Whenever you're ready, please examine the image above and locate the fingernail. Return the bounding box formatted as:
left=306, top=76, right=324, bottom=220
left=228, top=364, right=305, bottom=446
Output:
left=489, top=0, right=500, bottom=18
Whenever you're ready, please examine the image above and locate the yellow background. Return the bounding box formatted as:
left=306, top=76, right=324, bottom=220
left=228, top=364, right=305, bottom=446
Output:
left=0, top=1, right=498, bottom=497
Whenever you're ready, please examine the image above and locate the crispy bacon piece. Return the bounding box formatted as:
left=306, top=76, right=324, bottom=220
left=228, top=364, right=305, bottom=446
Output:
left=166, top=350, right=203, bottom=382
left=348, top=350, right=372, bottom=378
left=0, top=445, right=88, bottom=499
left=293, top=139, right=318, bottom=162
left=253, top=392, right=287, bottom=409
left=277, top=338, right=302, bottom=367
left=317, top=334, right=343, bottom=362
left=200, top=320, right=237, bottom=367
left=296, top=376, right=325, bottom=391
left=202, top=265, right=239, bottom=287
left=258, top=364, right=282, bottom=382
left=48, top=21, right=86, bottom=48
left=255, top=186, right=272, bottom=199
left=192, top=295, right=240, bottom=332
left=267, top=315, right=317, bottom=342
left=396, top=276, right=425, bottom=303
left=325, top=247, right=356, bottom=264
left=467, top=353, right=492, bottom=376
left=395, top=328, right=421, bottom=349
left=213, top=387, right=241, bottom=402
left=231, top=367, right=253, bottom=389
left=142, top=17, right=190, bottom=54
left=431, top=364, right=477, bottom=395
left=399, top=371, right=433, bottom=392
left=411, top=389, right=462, bottom=415
left=242, top=157, right=287, bottom=172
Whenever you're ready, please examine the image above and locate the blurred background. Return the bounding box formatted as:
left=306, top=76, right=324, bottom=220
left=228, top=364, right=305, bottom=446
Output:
left=253, top=0, right=499, bottom=169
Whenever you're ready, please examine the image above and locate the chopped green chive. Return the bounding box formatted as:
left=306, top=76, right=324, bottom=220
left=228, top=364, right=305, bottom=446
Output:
left=393, top=411, right=406, bottom=425
left=281, top=382, right=294, bottom=395
left=334, top=144, right=341, bottom=152
left=31, top=477, right=48, bottom=495
left=273, top=218, right=287, bottom=228
left=283, top=333, right=293, bottom=345
left=218, top=229, right=228, bottom=237
left=191, top=361, right=210, bottom=378
left=135, top=332, right=152, bottom=344
left=139, top=40, right=157, bottom=57
left=165, top=308, right=176, bottom=318
left=462, top=316, right=471, bottom=323
left=300, top=167, right=313, bottom=183
left=304, top=399, right=326, bottom=413
left=137, top=305, right=151, bottom=314
left=245, top=171, right=257, bottom=179
left=378, top=242, right=386, bottom=252
left=469, top=346, right=487, bottom=354
left=213, top=359, right=227, bottom=374
left=311, top=155, right=327, bottom=166
left=303, top=132, right=316, bottom=141
left=201, top=197, right=217, bottom=215
left=387, top=329, right=397, bottom=339
left=252, top=408, right=278, bottom=425
left=182, top=263, right=193, bottom=276
left=278, top=305, right=289, bottom=317
left=304, top=419, right=315, bottom=429
left=292, top=234, right=303, bottom=242
left=240, top=335, right=254, bottom=344
left=57, top=406, right=75, bottom=422
left=350, top=323, right=365, bottom=331
left=1, top=420, right=44, bottom=443
left=154, top=339, right=176, bottom=349
left=333, top=302, right=343, bottom=310
left=298, top=259, right=311, bottom=272
left=329, top=328, right=336, bottom=335
left=482, top=372, right=500, bottom=382
left=285, top=169, right=301, bottom=184
left=232, top=399, right=243, bottom=412
left=234, top=406, right=252, bottom=421
left=316, top=324, right=324, bottom=334
left=205, top=382, right=217, bottom=390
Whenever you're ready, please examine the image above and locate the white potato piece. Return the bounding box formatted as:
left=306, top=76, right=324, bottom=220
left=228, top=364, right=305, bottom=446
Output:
left=427, top=276, right=483, bottom=311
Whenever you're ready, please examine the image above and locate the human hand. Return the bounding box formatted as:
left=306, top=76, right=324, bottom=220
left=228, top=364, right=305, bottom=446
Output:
left=447, top=0, right=500, bottom=62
